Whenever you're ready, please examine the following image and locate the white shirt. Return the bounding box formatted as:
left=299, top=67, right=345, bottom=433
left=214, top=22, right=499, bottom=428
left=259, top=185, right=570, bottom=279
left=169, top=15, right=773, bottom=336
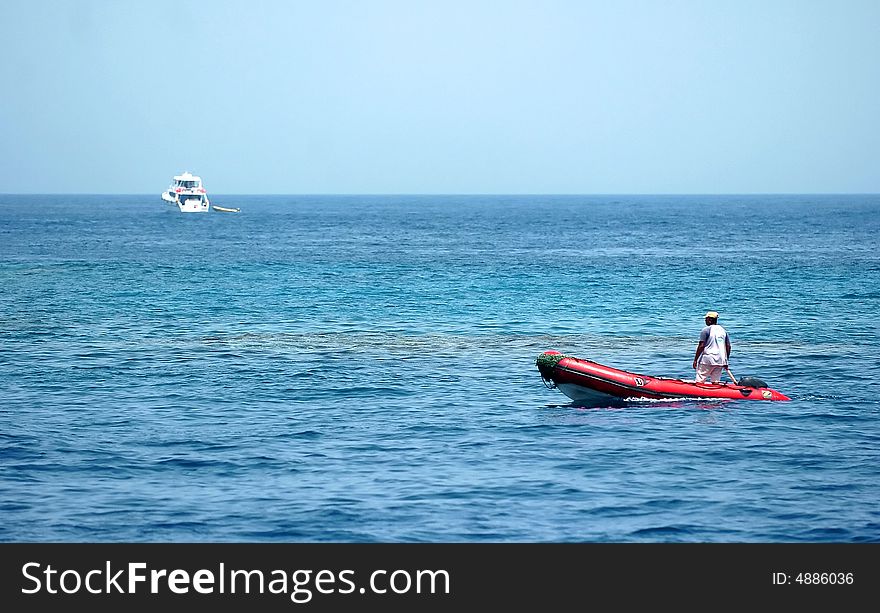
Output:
left=698, top=324, right=729, bottom=366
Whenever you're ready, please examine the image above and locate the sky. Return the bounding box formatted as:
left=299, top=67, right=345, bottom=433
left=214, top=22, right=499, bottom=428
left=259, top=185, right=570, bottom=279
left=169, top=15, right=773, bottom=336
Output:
left=1, top=0, right=878, bottom=194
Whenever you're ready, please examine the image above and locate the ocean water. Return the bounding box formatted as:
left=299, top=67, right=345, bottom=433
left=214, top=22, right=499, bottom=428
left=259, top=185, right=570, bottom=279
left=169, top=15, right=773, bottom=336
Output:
left=1, top=194, right=878, bottom=543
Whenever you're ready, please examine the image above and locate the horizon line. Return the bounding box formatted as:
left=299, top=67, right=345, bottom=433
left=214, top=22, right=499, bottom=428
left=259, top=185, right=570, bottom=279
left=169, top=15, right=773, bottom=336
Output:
left=2, top=192, right=878, bottom=197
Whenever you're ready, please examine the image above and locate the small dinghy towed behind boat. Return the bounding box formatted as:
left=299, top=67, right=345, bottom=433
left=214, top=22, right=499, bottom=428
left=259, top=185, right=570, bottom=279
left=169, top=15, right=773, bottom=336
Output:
left=536, top=351, right=790, bottom=404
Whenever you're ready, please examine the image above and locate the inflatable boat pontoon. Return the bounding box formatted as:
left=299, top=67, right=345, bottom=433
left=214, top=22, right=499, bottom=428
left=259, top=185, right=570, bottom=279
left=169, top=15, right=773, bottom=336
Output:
left=537, top=351, right=790, bottom=404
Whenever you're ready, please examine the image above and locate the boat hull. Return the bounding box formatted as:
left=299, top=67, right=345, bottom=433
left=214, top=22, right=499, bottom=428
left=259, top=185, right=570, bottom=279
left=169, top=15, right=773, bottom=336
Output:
left=537, top=351, right=790, bottom=403
left=177, top=197, right=210, bottom=213
left=162, top=191, right=210, bottom=212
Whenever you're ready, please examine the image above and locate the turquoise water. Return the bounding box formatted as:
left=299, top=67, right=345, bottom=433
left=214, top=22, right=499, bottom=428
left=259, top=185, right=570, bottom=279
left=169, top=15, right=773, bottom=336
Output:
left=1, top=194, right=878, bottom=542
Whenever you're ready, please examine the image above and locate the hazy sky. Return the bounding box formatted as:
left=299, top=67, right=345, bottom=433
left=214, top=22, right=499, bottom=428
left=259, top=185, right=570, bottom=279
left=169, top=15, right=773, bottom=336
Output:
left=1, top=0, right=877, bottom=194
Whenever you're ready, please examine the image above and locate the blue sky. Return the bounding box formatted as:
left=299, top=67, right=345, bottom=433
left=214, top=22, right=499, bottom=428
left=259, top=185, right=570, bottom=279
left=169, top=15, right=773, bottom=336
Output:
left=1, top=0, right=877, bottom=194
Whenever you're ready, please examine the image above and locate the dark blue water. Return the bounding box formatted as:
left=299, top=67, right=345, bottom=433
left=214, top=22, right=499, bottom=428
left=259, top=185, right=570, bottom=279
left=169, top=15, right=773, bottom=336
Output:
left=1, top=194, right=878, bottom=542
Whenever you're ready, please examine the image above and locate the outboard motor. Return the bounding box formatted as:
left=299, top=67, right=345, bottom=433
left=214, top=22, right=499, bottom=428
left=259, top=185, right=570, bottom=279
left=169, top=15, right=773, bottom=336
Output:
left=737, top=376, right=768, bottom=389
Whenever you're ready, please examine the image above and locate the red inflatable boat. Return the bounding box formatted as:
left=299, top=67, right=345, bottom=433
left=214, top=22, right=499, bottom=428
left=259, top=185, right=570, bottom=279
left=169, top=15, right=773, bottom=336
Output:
left=536, top=351, right=790, bottom=403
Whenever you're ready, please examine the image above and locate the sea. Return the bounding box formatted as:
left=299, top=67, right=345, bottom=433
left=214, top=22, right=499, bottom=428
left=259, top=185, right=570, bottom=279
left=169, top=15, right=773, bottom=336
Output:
left=1, top=194, right=878, bottom=543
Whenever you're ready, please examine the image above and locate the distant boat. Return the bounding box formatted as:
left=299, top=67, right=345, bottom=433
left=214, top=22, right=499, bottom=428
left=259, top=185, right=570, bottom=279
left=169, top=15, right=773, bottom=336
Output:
left=212, top=205, right=240, bottom=213
left=161, top=171, right=210, bottom=212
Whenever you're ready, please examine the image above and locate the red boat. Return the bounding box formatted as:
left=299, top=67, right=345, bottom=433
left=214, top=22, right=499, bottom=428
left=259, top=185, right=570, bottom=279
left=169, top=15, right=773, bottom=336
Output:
left=536, top=351, right=790, bottom=404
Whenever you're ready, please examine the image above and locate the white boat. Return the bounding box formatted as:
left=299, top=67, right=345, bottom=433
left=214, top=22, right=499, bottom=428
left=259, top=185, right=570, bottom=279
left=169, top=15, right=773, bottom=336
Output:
left=161, top=171, right=210, bottom=212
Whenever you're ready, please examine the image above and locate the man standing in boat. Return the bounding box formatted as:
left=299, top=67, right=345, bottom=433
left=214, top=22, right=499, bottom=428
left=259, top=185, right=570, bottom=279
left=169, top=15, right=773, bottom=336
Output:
left=692, top=311, right=732, bottom=383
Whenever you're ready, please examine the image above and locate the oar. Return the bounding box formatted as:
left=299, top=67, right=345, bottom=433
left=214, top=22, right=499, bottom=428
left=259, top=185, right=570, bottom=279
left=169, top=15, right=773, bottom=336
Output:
left=726, top=367, right=738, bottom=385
